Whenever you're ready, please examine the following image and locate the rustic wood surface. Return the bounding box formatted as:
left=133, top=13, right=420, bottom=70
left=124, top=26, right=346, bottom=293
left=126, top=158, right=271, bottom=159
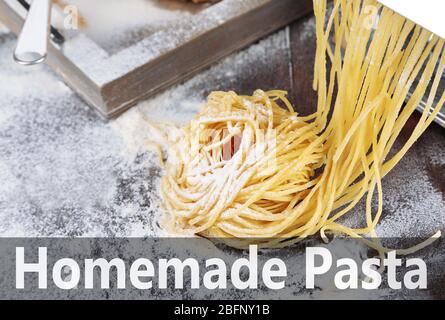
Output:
left=0, top=9, right=444, bottom=299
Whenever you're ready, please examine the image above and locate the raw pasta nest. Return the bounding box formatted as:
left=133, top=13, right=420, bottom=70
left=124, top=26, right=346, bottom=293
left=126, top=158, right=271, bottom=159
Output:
left=155, top=0, right=445, bottom=252
left=162, top=90, right=325, bottom=245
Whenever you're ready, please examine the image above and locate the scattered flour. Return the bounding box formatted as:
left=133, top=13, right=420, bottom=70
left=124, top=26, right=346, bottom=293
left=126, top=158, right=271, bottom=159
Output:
left=2, top=20, right=442, bottom=241
left=0, top=12, right=444, bottom=299
left=0, top=35, right=162, bottom=238
left=0, top=26, right=291, bottom=240
left=58, top=0, right=269, bottom=84
left=63, top=0, right=204, bottom=54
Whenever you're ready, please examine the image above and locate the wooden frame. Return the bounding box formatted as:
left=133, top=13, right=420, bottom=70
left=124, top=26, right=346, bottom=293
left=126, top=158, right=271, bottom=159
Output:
left=0, top=0, right=313, bottom=118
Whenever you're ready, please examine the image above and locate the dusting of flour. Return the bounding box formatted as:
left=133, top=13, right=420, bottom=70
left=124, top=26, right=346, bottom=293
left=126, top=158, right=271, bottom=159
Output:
left=0, top=27, right=291, bottom=239
left=0, top=14, right=444, bottom=299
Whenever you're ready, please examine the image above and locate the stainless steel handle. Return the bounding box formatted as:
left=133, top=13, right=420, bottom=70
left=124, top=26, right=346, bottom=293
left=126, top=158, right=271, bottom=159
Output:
left=14, top=0, right=52, bottom=65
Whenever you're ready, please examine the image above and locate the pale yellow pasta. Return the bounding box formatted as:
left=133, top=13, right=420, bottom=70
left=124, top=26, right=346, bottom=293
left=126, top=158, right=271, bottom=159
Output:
left=158, top=0, right=445, bottom=252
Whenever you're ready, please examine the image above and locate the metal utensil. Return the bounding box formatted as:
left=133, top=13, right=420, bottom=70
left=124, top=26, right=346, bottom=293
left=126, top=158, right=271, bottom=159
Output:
left=378, top=0, right=445, bottom=40
left=378, top=0, right=445, bottom=128
left=13, top=0, right=52, bottom=65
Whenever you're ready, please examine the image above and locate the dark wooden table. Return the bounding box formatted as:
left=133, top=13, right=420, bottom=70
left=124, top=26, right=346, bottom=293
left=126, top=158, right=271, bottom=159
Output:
left=0, top=12, right=444, bottom=299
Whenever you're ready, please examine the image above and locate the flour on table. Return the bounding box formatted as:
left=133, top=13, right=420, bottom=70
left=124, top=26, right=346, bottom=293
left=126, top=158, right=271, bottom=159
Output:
left=0, top=14, right=444, bottom=299
left=0, top=26, right=292, bottom=240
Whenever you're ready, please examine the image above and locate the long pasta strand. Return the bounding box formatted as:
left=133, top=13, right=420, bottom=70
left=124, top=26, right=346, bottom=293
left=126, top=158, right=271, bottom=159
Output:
left=159, top=0, right=445, bottom=252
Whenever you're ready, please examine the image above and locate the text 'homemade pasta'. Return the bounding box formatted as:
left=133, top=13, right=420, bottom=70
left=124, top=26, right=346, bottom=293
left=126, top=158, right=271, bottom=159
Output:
left=16, top=245, right=427, bottom=291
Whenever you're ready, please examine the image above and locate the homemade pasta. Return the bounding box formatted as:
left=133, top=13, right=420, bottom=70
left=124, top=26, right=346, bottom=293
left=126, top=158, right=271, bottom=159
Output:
left=157, top=0, right=445, bottom=252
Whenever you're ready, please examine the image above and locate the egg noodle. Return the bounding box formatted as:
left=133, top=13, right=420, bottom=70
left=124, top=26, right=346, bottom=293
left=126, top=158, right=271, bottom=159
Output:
left=152, top=0, right=445, bottom=253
